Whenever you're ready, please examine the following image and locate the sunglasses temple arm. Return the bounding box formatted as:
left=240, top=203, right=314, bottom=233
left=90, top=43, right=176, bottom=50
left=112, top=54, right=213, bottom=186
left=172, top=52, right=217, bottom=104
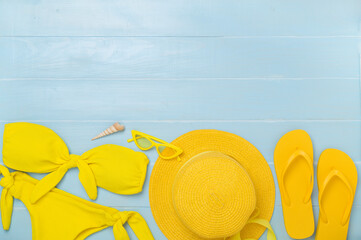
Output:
left=128, top=136, right=146, bottom=143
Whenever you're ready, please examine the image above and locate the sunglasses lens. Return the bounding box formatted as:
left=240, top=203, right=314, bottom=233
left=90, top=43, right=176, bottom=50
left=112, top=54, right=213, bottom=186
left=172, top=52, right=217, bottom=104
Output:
left=159, top=145, right=178, bottom=158
left=135, top=134, right=152, bottom=149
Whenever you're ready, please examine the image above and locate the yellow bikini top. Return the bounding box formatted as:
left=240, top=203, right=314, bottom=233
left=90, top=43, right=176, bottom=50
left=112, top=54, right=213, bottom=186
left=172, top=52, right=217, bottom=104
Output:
left=2, top=122, right=149, bottom=203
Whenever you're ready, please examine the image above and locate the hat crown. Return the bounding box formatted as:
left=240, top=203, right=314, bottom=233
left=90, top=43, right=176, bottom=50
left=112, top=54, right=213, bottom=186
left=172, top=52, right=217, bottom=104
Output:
left=172, top=151, right=257, bottom=239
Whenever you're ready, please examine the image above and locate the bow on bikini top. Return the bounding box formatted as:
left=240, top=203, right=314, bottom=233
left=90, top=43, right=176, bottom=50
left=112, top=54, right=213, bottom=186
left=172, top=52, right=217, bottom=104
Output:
left=0, top=165, right=154, bottom=240
left=2, top=122, right=149, bottom=203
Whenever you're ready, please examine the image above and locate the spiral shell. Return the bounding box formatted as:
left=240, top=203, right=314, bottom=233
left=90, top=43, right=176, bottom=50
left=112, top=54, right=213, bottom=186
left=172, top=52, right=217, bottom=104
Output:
left=91, top=122, right=124, bottom=140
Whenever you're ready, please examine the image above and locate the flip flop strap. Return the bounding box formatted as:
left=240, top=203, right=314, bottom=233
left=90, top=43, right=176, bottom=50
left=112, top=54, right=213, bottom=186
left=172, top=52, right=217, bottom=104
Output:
left=318, top=169, right=354, bottom=226
left=281, top=149, right=314, bottom=206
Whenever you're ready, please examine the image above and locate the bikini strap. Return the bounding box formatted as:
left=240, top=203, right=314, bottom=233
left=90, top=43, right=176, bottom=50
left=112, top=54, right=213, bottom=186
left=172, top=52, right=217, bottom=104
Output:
left=30, top=154, right=97, bottom=204
left=113, top=211, right=155, bottom=240
left=0, top=165, right=14, bottom=230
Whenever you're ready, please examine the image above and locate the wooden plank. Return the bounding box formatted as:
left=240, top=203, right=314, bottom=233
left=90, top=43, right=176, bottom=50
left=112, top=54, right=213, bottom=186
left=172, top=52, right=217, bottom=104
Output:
left=2, top=205, right=361, bottom=240
left=1, top=1, right=360, bottom=239
left=0, top=121, right=360, bottom=207
left=4, top=162, right=360, bottom=208
left=0, top=79, right=359, bottom=121
left=0, top=0, right=360, bottom=36
left=0, top=37, right=359, bottom=79
left=1, top=121, right=359, bottom=164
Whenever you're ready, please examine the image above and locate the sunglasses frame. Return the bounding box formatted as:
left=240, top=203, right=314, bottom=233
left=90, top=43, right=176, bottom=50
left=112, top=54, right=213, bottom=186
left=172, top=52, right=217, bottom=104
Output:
left=128, top=130, right=183, bottom=160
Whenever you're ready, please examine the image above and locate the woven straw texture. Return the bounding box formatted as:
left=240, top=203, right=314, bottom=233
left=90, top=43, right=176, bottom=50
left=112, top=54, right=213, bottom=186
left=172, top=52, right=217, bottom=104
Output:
left=149, top=130, right=275, bottom=240
left=172, top=151, right=256, bottom=238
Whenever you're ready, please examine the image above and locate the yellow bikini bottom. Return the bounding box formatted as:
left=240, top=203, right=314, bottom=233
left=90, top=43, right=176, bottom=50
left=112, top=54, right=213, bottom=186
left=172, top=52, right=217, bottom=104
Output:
left=0, top=165, right=154, bottom=240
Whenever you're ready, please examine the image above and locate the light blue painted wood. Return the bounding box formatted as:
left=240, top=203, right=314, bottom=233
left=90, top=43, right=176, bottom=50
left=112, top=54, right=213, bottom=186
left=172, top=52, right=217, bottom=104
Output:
left=0, top=0, right=360, bottom=36
left=3, top=161, right=361, bottom=209
left=1, top=121, right=361, bottom=207
left=1, top=121, right=360, bottom=238
left=2, top=121, right=360, bottom=164
left=0, top=79, right=360, bottom=121
left=0, top=37, right=360, bottom=79
left=1, top=121, right=361, bottom=239
left=1, top=205, right=361, bottom=240
left=1, top=0, right=361, bottom=239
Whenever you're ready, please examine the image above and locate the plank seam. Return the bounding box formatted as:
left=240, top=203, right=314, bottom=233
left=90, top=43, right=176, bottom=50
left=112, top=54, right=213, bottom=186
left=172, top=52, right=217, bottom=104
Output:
left=0, top=77, right=359, bottom=81
left=1, top=35, right=361, bottom=38
left=8, top=204, right=361, bottom=208
left=0, top=120, right=361, bottom=123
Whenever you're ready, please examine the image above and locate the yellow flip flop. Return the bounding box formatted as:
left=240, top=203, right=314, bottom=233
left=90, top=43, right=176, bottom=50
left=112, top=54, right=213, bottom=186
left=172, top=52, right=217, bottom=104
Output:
left=274, top=129, right=315, bottom=239
left=316, top=149, right=357, bottom=240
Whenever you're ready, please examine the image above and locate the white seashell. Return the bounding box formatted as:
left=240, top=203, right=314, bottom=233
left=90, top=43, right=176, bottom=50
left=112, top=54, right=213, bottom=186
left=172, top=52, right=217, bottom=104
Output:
left=91, top=122, right=125, bottom=140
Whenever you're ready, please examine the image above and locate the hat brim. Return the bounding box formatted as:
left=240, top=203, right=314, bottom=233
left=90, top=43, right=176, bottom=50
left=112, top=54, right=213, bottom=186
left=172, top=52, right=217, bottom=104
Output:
left=149, top=129, right=275, bottom=240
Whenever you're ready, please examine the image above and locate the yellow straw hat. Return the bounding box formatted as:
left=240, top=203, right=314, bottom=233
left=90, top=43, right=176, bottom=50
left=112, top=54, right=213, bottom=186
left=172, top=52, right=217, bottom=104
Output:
left=149, top=130, right=276, bottom=240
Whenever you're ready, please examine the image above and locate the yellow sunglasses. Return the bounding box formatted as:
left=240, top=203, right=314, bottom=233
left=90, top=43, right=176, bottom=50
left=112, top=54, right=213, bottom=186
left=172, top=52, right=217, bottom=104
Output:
left=127, top=130, right=183, bottom=160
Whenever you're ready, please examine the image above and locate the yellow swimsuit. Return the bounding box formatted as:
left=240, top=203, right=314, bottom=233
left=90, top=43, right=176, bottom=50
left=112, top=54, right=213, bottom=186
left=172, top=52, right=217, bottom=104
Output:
left=2, top=122, right=149, bottom=203
left=0, top=165, right=154, bottom=240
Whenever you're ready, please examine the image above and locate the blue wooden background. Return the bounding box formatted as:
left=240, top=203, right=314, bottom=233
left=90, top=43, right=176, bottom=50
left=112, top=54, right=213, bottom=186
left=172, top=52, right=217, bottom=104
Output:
left=0, top=0, right=361, bottom=239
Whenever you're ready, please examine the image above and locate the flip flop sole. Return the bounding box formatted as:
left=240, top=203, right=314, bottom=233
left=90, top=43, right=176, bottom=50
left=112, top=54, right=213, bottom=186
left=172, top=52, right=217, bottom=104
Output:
left=316, top=149, right=357, bottom=240
left=274, top=129, right=315, bottom=239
